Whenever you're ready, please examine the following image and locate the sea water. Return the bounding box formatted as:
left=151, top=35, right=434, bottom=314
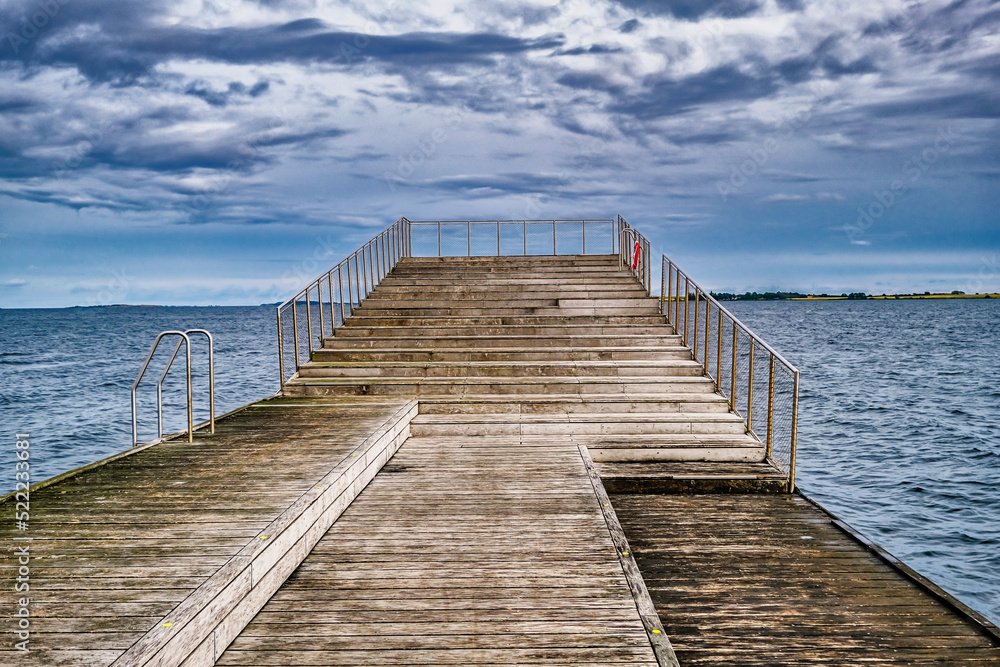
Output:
left=1, top=301, right=998, bottom=623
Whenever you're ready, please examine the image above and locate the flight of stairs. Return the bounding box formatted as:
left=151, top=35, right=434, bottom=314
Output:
left=283, top=255, right=777, bottom=472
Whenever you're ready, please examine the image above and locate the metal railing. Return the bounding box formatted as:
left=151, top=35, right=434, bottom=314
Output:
left=661, top=256, right=800, bottom=490
left=408, top=219, right=617, bottom=257
left=274, top=216, right=798, bottom=492
left=276, top=217, right=623, bottom=386
left=131, top=329, right=215, bottom=447
left=277, top=217, right=411, bottom=386
left=618, top=215, right=651, bottom=295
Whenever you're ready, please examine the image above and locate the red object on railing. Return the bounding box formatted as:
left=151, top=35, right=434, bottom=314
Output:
left=632, top=241, right=641, bottom=270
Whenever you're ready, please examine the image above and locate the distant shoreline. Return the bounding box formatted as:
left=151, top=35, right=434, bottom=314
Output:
left=794, top=293, right=999, bottom=301
left=704, top=291, right=1000, bottom=302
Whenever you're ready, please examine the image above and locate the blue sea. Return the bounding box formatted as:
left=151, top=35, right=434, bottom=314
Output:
left=2, top=300, right=998, bottom=625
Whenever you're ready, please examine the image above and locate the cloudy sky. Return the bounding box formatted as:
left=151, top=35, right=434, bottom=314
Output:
left=1, top=0, right=997, bottom=307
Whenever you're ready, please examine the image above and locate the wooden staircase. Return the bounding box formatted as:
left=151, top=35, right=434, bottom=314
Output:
left=283, top=254, right=786, bottom=489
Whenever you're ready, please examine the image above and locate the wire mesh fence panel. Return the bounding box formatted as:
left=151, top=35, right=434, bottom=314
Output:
left=749, top=344, right=771, bottom=445
left=439, top=223, right=470, bottom=256
left=555, top=221, right=584, bottom=255
left=585, top=220, right=615, bottom=254
left=409, top=223, right=440, bottom=256
left=732, top=327, right=753, bottom=423
left=769, top=363, right=797, bottom=473
left=498, top=222, right=527, bottom=255
left=525, top=221, right=557, bottom=255
left=717, top=310, right=736, bottom=407
left=470, top=222, right=500, bottom=256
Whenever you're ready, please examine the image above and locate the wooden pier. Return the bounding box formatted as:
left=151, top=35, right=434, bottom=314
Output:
left=4, top=245, right=999, bottom=666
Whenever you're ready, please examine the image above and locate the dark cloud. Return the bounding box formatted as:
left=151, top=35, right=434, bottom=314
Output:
left=619, top=19, right=642, bottom=33
left=611, top=0, right=762, bottom=20
left=557, top=45, right=623, bottom=56
left=184, top=80, right=271, bottom=107
left=775, top=0, right=805, bottom=10
left=1, top=13, right=564, bottom=84
left=776, top=35, right=878, bottom=84
left=420, top=173, right=572, bottom=196
left=611, top=65, right=777, bottom=119
left=866, top=92, right=1000, bottom=120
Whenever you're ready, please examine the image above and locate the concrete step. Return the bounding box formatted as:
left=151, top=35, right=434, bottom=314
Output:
left=296, top=360, right=706, bottom=379
left=322, top=335, right=683, bottom=349
left=398, top=434, right=764, bottom=463
left=355, top=297, right=661, bottom=309
left=593, top=459, right=786, bottom=493
left=415, top=394, right=732, bottom=414
left=347, top=307, right=661, bottom=318
left=408, top=412, right=748, bottom=436
left=312, top=346, right=693, bottom=363
left=400, top=254, right=620, bottom=266
left=332, top=325, right=676, bottom=337
left=282, top=375, right=717, bottom=397
left=377, top=276, right=642, bottom=286
left=365, top=289, right=649, bottom=299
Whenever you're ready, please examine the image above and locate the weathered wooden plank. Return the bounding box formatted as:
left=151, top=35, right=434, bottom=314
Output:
left=612, top=492, right=1000, bottom=665
left=217, top=433, right=660, bottom=666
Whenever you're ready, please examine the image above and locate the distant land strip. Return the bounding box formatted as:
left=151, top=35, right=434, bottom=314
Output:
left=704, top=291, right=1000, bottom=301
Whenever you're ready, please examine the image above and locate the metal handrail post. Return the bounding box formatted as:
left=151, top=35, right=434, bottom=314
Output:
left=552, top=220, right=557, bottom=255
left=437, top=220, right=442, bottom=256
left=346, top=257, right=354, bottom=315
left=316, top=279, right=325, bottom=341
left=716, top=309, right=723, bottom=391
left=338, top=264, right=346, bottom=326
left=367, top=243, right=375, bottom=293
left=766, top=354, right=776, bottom=459
left=276, top=308, right=285, bottom=388
left=582, top=220, right=587, bottom=254
left=683, top=277, right=690, bottom=346
left=730, top=327, right=738, bottom=411
left=789, top=371, right=800, bottom=492
left=693, top=288, right=700, bottom=354
left=292, top=298, right=300, bottom=370
left=523, top=220, right=527, bottom=255
left=131, top=331, right=191, bottom=447
left=703, top=299, right=711, bottom=376
left=326, top=272, right=335, bottom=336
left=660, top=256, right=666, bottom=315
left=359, top=248, right=367, bottom=299
left=306, top=285, right=314, bottom=359
left=747, top=340, right=755, bottom=434
left=306, top=285, right=314, bottom=357
left=467, top=220, right=472, bottom=256
left=189, top=329, right=215, bottom=435
left=156, top=338, right=184, bottom=439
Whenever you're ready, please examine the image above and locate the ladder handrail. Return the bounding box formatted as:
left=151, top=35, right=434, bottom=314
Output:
left=132, top=329, right=215, bottom=447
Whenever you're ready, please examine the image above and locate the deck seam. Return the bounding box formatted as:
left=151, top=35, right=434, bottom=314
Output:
left=578, top=444, right=681, bottom=667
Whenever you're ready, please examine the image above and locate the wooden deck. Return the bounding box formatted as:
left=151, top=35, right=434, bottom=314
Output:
left=217, top=434, right=660, bottom=666
left=611, top=493, right=1000, bottom=666
left=5, top=253, right=997, bottom=666
left=0, top=397, right=414, bottom=666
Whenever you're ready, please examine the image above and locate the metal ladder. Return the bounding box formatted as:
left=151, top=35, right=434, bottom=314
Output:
left=131, top=329, right=215, bottom=447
